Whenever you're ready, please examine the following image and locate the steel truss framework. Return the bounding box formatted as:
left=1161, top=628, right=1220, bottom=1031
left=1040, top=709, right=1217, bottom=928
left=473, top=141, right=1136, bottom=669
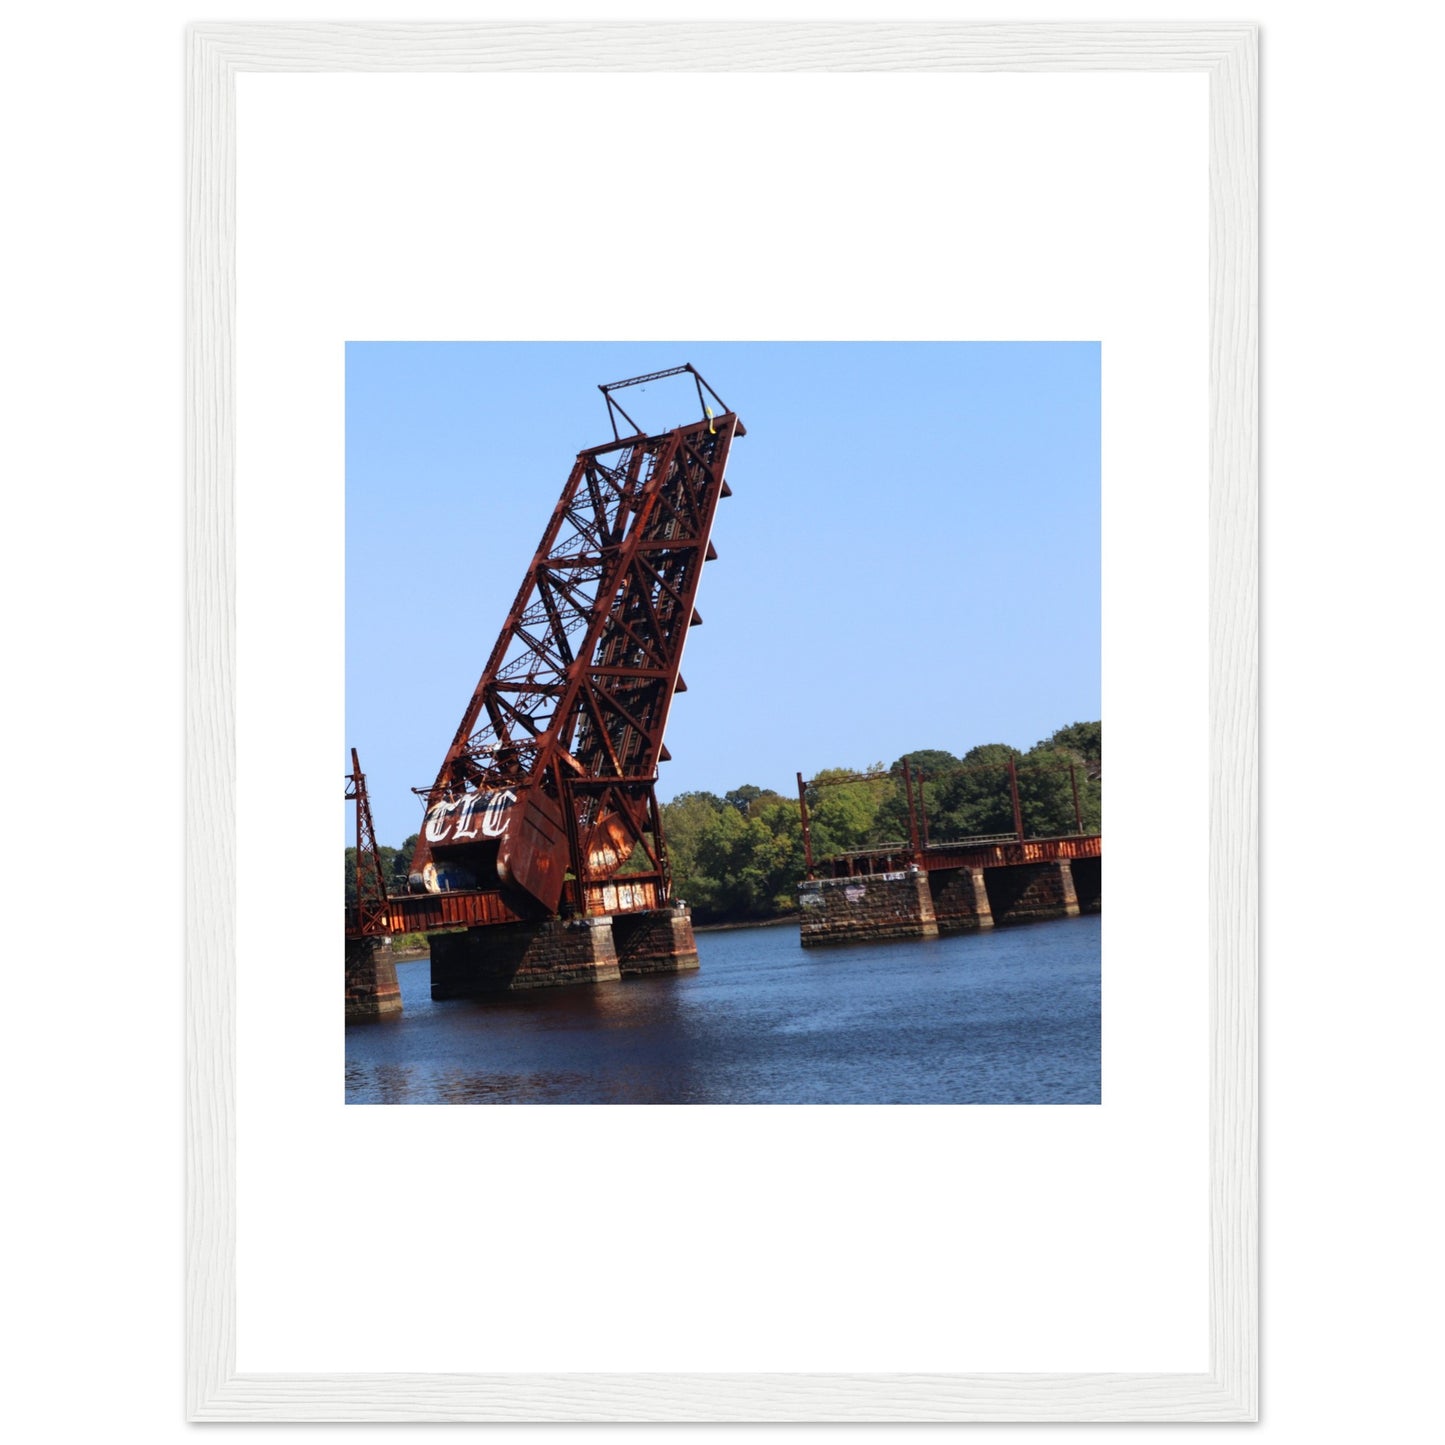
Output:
left=345, top=749, right=390, bottom=937
left=410, top=366, right=742, bottom=917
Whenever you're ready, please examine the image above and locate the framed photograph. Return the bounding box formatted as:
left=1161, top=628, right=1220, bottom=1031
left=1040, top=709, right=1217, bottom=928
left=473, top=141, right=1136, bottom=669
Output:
left=188, top=21, right=1256, bottom=1421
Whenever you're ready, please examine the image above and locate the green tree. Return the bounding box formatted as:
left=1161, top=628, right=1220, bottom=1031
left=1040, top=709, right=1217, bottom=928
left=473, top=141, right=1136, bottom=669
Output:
left=921, top=728, right=1102, bottom=840
left=754, top=797, right=809, bottom=909
left=724, top=784, right=765, bottom=814
left=873, top=748, right=961, bottom=845
left=1020, top=740, right=1100, bottom=834
left=662, top=787, right=811, bottom=922
left=806, top=765, right=890, bottom=855
left=659, top=791, right=728, bottom=915
left=889, top=748, right=961, bottom=780
left=692, top=806, right=766, bottom=916
left=931, top=743, right=1022, bottom=838
left=392, top=834, right=419, bottom=890
left=1039, top=720, right=1101, bottom=770
left=1016, top=747, right=1098, bottom=835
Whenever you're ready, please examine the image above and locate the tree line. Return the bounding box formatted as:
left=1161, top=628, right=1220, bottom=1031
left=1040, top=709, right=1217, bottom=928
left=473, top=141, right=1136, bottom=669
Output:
left=660, top=720, right=1099, bottom=924
left=347, top=720, right=1100, bottom=926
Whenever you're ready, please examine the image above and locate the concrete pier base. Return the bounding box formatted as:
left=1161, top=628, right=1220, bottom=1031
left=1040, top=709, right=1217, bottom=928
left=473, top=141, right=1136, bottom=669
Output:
left=611, top=904, right=700, bottom=977
left=345, top=936, right=403, bottom=1019
left=930, top=866, right=995, bottom=933
left=430, top=916, right=621, bottom=1000
left=985, top=859, right=1081, bottom=925
left=798, top=867, right=939, bottom=948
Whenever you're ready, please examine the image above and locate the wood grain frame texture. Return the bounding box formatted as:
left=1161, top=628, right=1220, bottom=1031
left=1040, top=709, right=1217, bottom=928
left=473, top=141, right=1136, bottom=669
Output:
left=185, top=21, right=1257, bottom=1423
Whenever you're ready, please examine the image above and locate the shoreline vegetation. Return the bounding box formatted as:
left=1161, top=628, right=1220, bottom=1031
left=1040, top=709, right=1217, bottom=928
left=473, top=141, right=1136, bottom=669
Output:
left=348, top=722, right=1100, bottom=933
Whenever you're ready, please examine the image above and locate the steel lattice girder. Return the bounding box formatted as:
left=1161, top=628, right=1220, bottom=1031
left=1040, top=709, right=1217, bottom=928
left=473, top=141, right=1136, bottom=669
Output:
left=345, top=749, right=391, bottom=937
left=411, top=383, right=742, bottom=915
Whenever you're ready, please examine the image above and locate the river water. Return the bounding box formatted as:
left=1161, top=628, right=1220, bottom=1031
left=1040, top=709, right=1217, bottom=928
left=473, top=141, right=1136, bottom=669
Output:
left=345, top=913, right=1100, bottom=1105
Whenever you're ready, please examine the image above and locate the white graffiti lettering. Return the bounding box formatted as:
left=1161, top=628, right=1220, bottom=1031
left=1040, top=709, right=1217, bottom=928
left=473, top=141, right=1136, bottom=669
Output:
left=451, top=793, right=483, bottom=841
left=423, top=796, right=460, bottom=843
left=480, top=789, right=517, bottom=838
left=424, top=789, right=516, bottom=845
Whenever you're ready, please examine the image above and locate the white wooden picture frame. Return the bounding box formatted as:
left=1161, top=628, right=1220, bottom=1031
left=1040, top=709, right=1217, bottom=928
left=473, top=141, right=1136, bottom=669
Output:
left=186, top=21, right=1256, bottom=1422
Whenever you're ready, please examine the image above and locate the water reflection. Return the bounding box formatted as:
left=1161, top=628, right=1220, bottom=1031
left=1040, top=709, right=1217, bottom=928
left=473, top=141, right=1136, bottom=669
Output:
left=345, top=915, right=1100, bottom=1105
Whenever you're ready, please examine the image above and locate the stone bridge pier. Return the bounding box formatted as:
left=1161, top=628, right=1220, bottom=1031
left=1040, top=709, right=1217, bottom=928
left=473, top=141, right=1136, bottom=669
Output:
left=799, top=838, right=1101, bottom=947
left=429, top=903, right=698, bottom=1000
left=345, top=936, right=403, bottom=1019
left=797, top=868, right=939, bottom=947
left=978, top=859, right=1081, bottom=925
left=929, top=867, right=995, bottom=932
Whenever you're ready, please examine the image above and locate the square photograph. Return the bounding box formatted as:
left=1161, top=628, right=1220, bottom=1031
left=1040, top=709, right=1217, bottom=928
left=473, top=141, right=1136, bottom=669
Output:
left=344, top=341, right=1100, bottom=1104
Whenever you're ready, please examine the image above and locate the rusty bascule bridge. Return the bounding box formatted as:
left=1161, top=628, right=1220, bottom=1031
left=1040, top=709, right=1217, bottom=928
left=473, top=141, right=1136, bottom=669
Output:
left=346, top=367, right=742, bottom=1016
left=346, top=367, right=1100, bottom=1018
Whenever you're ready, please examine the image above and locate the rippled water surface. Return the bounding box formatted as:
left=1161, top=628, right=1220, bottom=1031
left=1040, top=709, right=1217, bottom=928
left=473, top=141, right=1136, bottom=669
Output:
left=345, top=913, right=1100, bottom=1105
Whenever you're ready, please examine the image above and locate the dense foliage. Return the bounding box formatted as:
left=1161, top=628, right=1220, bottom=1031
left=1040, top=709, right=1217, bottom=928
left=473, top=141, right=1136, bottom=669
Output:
left=345, top=723, right=1101, bottom=925
left=344, top=833, right=417, bottom=907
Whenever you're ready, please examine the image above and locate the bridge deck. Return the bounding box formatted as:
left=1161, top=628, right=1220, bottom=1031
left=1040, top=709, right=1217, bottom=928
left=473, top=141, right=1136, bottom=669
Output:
left=817, top=834, right=1101, bottom=878
left=347, top=875, right=669, bottom=939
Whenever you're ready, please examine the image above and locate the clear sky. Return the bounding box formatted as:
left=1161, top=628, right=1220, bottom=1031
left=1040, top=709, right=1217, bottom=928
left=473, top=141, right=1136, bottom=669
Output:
left=346, top=342, right=1099, bottom=847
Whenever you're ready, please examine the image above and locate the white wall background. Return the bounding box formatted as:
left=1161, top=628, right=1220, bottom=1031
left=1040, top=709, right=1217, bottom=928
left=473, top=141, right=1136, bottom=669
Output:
left=2, top=0, right=1441, bottom=1439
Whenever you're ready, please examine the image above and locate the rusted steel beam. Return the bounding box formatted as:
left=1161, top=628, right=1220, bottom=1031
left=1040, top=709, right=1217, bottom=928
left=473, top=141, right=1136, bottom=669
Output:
left=1008, top=755, right=1025, bottom=843
left=597, top=363, right=739, bottom=444
left=797, top=771, right=815, bottom=879
left=345, top=749, right=390, bottom=938
left=815, top=833, right=1102, bottom=878
left=902, top=756, right=921, bottom=859
left=406, top=370, right=741, bottom=925
left=380, top=885, right=536, bottom=933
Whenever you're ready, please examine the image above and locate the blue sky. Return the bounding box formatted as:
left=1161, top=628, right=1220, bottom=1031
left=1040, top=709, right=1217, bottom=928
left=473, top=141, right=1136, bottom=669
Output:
left=347, top=342, right=1099, bottom=847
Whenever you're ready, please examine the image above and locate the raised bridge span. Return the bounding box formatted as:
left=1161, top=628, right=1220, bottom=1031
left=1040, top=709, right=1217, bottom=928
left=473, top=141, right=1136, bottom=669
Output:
left=346, top=367, right=742, bottom=1016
